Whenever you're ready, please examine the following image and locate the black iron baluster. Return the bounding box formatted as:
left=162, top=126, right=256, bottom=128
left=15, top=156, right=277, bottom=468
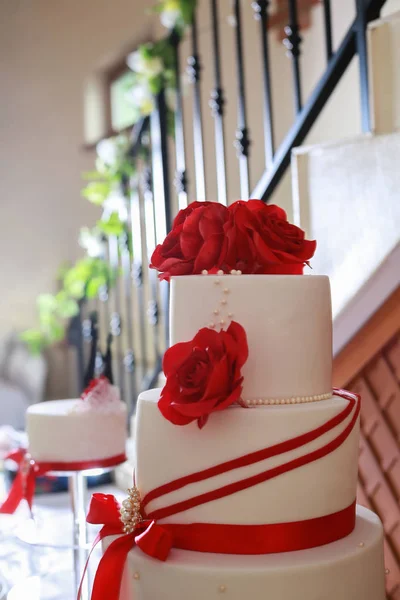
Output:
left=108, top=233, right=125, bottom=401
left=323, top=0, right=333, bottom=62
left=355, top=0, right=371, bottom=132
left=252, top=1, right=274, bottom=169
left=149, top=90, right=172, bottom=377
left=171, top=30, right=188, bottom=209
left=119, top=178, right=136, bottom=411
left=130, top=163, right=148, bottom=391
left=142, top=167, right=163, bottom=389
left=210, top=0, right=227, bottom=205
left=233, top=0, right=251, bottom=199
left=187, top=10, right=206, bottom=200
left=67, top=301, right=85, bottom=395
left=284, top=0, right=303, bottom=114
left=98, top=235, right=110, bottom=357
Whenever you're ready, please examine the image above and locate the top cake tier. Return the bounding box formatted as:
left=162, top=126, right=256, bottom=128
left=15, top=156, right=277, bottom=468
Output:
left=170, top=274, right=332, bottom=403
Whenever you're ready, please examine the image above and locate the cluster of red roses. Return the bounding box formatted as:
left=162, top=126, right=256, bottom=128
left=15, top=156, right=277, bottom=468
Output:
left=150, top=200, right=316, bottom=281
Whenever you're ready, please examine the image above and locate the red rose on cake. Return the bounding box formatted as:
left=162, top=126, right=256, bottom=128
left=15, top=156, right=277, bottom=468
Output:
left=158, top=321, right=248, bottom=428
left=150, top=201, right=228, bottom=281
left=221, top=200, right=317, bottom=275
left=150, top=200, right=316, bottom=279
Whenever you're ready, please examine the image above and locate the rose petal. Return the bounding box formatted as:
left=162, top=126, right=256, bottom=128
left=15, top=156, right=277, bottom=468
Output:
left=162, top=340, right=194, bottom=377
left=193, top=234, right=225, bottom=272
left=158, top=392, right=195, bottom=425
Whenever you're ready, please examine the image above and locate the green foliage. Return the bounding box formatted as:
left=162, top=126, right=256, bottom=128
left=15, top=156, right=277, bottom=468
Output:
left=153, top=0, right=196, bottom=31
left=82, top=180, right=112, bottom=206
left=22, top=257, right=117, bottom=353
left=97, top=213, right=126, bottom=236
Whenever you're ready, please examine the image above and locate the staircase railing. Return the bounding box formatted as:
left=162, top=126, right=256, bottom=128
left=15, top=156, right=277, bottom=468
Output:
left=69, top=0, right=388, bottom=412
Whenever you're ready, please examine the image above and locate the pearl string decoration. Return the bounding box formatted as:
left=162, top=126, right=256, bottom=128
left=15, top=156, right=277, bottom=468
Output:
left=201, top=272, right=241, bottom=331
left=244, top=392, right=331, bottom=406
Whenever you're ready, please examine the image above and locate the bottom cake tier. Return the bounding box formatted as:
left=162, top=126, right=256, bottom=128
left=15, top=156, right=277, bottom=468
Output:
left=113, top=506, right=385, bottom=600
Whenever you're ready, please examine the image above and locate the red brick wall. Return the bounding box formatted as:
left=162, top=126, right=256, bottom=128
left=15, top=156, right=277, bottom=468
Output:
left=334, top=288, right=400, bottom=599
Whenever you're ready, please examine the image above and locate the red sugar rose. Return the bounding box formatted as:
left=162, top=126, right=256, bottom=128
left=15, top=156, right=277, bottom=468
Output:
left=150, top=201, right=228, bottom=281
left=246, top=200, right=317, bottom=274
left=150, top=199, right=316, bottom=279
left=158, top=321, right=248, bottom=429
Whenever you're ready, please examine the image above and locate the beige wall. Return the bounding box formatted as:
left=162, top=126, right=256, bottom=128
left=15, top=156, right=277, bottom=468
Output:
left=0, top=0, right=153, bottom=337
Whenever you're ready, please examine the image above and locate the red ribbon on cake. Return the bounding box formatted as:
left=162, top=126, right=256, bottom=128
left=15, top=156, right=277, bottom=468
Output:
left=0, top=451, right=127, bottom=514
left=78, top=388, right=360, bottom=600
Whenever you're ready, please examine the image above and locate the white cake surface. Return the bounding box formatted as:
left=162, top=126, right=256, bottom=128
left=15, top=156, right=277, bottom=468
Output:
left=135, top=388, right=359, bottom=525
left=111, top=506, right=385, bottom=600
left=27, top=398, right=127, bottom=463
left=170, top=274, right=332, bottom=402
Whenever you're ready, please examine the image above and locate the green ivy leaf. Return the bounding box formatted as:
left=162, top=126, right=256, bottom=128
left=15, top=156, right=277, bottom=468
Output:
left=20, top=330, right=47, bottom=355
left=86, top=275, right=107, bottom=299
left=82, top=181, right=111, bottom=206
left=37, top=294, right=57, bottom=313
left=55, top=291, right=80, bottom=318
left=97, top=213, right=125, bottom=236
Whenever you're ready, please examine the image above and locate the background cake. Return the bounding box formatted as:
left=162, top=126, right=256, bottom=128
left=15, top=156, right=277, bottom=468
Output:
left=26, top=377, right=127, bottom=464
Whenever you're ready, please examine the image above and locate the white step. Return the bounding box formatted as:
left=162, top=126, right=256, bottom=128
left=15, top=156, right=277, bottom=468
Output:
left=369, top=10, right=400, bottom=135
left=292, top=131, right=400, bottom=352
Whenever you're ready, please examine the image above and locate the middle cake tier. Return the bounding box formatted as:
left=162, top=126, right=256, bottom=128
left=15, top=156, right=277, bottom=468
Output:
left=135, top=389, right=360, bottom=525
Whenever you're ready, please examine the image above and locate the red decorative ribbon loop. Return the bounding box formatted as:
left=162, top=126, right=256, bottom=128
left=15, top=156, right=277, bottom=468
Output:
left=0, top=453, right=126, bottom=514
left=79, top=389, right=361, bottom=600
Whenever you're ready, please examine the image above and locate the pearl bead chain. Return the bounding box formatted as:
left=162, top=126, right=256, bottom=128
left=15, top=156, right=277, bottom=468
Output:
left=244, top=392, right=331, bottom=406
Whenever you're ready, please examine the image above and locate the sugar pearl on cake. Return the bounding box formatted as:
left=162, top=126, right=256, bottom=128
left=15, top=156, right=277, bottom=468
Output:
left=214, top=279, right=221, bottom=285
left=218, top=585, right=227, bottom=593
left=236, top=270, right=242, bottom=275
left=223, top=288, right=230, bottom=294
left=217, top=270, right=224, bottom=276
left=133, top=572, right=140, bottom=580
left=209, top=322, right=216, bottom=329
left=221, top=299, right=227, bottom=305
left=228, top=312, right=233, bottom=318
left=385, top=568, right=390, bottom=575
left=201, top=269, right=208, bottom=275
left=230, top=269, right=237, bottom=275
left=358, top=542, right=365, bottom=548
left=220, top=319, right=225, bottom=326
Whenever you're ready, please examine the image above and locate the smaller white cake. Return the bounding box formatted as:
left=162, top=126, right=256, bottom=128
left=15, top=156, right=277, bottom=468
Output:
left=26, top=377, right=127, bottom=464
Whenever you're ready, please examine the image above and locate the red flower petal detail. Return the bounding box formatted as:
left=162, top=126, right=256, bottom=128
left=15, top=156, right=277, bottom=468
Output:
left=158, top=321, right=249, bottom=428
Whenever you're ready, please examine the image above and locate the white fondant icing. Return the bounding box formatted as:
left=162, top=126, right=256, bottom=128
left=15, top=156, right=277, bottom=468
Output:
left=135, top=389, right=359, bottom=525
left=170, top=275, right=332, bottom=402
left=26, top=398, right=127, bottom=462
left=108, top=507, right=386, bottom=600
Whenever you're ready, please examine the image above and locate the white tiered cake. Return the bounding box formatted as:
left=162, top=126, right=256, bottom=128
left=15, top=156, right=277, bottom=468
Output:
left=89, top=201, right=386, bottom=600
left=26, top=378, right=127, bottom=464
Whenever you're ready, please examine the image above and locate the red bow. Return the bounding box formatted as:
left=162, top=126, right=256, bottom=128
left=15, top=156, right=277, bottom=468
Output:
left=1, top=452, right=127, bottom=515
left=0, top=449, right=47, bottom=514
left=77, top=493, right=173, bottom=600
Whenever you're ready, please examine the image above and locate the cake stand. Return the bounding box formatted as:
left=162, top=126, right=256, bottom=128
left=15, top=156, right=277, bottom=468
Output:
left=14, top=461, right=126, bottom=600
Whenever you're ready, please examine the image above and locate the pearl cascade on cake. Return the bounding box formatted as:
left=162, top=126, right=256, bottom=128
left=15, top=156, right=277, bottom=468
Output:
left=120, top=486, right=142, bottom=534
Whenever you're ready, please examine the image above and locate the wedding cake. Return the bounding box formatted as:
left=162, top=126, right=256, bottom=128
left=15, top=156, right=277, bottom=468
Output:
left=26, top=377, right=127, bottom=464
left=85, top=201, right=386, bottom=600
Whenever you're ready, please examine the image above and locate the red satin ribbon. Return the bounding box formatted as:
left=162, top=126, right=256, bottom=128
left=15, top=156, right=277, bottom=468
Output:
left=0, top=451, right=127, bottom=514
left=79, top=388, right=360, bottom=600
left=79, top=493, right=356, bottom=600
